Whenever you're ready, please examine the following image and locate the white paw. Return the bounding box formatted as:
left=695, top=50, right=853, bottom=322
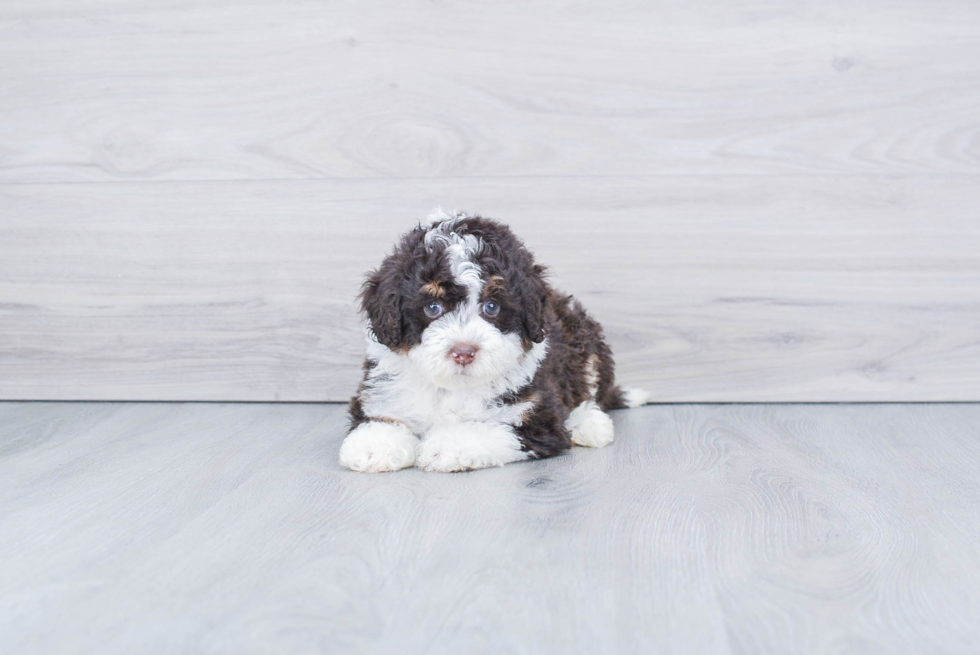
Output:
left=565, top=400, right=615, bottom=448
left=416, top=421, right=529, bottom=473
left=622, top=387, right=649, bottom=408
left=339, top=421, right=418, bottom=473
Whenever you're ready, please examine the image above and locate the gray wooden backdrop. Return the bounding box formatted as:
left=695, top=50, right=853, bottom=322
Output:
left=1, top=0, right=979, bottom=402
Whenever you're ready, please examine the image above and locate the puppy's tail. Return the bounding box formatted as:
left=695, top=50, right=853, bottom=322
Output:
left=600, top=386, right=649, bottom=410
left=620, top=387, right=650, bottom=408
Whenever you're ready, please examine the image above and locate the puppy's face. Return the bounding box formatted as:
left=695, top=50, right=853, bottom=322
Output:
left=360, top=214, right=547, bottom=390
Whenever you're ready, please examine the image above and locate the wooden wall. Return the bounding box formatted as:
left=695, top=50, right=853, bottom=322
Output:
left=1, top=0, right=978, bottom=401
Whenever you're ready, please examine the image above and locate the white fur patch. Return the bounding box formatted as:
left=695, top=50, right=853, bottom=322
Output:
left=416, top=421, right=529, bottom=472
left=424, top=208, right=462, bottom=228
left=339, top=421, right=418, bottom=473
left=424, top=209, right=483, bottom=301
left=565, top=400, right=615, bottom=448
left=405, top=300, right=531, bottom=391
left=362, top=323, right=547, bottom=436
left=622, top=388, right=650, bottom=408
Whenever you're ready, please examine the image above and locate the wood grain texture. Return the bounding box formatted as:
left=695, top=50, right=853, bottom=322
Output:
left=2, top=0, right=979, bottom=401
left=0, top=0, right=979, bottom=182
left=2, top=401, right=979, bottom=654
left=2, top=177, right=979, bottom=402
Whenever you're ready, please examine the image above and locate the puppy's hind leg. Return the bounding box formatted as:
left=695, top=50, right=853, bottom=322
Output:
left=565, top=400, right=615, bottom=448
left=565, top=353, right=616, bottom=447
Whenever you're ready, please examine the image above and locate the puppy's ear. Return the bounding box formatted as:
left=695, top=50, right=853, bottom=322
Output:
left=520, top=264, right=548, bottom=345
left=359, top=267, right=403, bottom=349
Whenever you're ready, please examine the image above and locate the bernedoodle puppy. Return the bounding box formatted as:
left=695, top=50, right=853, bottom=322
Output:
left=339, top=210, right=648, bottom=473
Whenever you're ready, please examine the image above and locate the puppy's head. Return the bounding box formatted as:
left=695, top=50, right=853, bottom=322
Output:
left=360, top=211, right=548, bottom=389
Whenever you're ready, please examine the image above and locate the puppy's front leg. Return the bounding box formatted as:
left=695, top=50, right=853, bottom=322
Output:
left=339, top=419, right=419, bottom=473
left=416, top=421, right=529, bottom=472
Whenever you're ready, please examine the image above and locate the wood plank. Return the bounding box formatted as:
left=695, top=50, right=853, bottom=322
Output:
left=2, top=401, right=979, bottom=653
left=1, top=0, right=979, bottom=182
left=1, top=176, right=978, bottom=401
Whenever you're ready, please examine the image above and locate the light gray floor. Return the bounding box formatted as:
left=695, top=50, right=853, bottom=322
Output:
left=2, top=402, right=979, bottom=654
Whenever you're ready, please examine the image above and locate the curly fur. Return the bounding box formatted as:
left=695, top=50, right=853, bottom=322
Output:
left=341, top=211, right=646, bottom=472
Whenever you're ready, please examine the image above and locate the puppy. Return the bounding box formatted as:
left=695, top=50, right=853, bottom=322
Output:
left=339, top=211, right=648, bottom=473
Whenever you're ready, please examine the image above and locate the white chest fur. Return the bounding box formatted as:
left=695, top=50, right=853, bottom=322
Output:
left=360, top=336, right=547, bottom=436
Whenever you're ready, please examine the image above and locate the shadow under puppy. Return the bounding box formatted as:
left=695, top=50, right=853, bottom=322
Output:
left=340, top=211, right=648, bottom=473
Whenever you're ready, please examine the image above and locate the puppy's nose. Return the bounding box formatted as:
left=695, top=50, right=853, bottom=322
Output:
left=449, top=343, right=478, bottom=367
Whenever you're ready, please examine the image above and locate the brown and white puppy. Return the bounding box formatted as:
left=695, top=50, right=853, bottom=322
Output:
left=339, top=211, right=647, bottom=473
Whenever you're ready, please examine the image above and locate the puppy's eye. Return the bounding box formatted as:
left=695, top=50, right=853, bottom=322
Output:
left=482, top=300, right=500, bottom=317
left=424, top=301, right=444, bottom=318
